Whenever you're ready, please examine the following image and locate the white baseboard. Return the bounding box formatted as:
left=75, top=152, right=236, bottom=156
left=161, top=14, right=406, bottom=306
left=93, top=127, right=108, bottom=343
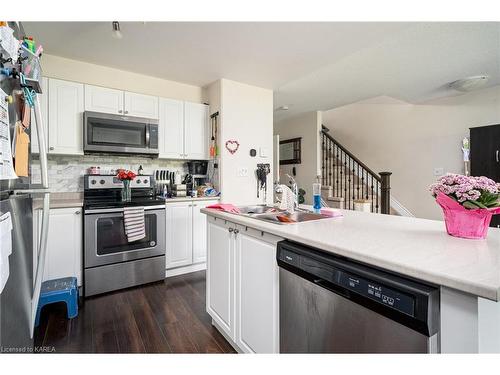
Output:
left=390, top=196, right=414, bottom=217
left=165, top=262, right=207, bottom=278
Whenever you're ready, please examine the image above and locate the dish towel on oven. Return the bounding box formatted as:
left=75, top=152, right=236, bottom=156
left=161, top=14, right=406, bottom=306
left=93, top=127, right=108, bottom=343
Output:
left=123, top=206, right=146, bottom=242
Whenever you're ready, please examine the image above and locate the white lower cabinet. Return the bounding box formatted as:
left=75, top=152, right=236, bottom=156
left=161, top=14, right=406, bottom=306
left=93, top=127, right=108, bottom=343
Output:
left=207, top=218, right=235, bottom=340
left=192, top=202, right=209, bottom=263
left=166, top=202, right=193, bottom=269
left=235, top=230, right=279, bottom=353
left=33, top=207, right=83, bottom=287
left=207, top=216, right=281, bottom=353
left=165, top=200, right=214, bottom=270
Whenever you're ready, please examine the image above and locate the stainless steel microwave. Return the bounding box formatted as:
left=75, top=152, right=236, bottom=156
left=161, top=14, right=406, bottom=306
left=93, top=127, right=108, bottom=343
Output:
left=83, top=111, right=159, bottom=156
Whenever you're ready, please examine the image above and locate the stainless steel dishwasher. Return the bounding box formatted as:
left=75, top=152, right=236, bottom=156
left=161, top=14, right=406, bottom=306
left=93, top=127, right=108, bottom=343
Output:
left=277, top=241, right=440, bottom=353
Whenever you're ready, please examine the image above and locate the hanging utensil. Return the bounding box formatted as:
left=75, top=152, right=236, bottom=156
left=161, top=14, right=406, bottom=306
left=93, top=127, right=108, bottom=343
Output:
left=209, top=115, right=215, bottom=158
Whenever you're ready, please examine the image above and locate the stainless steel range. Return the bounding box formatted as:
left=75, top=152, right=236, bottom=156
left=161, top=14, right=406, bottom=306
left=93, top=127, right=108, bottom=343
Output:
left=83, top=175, right=165, bottom=297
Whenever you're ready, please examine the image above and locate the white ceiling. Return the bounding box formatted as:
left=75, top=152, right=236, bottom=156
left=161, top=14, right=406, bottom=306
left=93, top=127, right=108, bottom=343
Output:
left=24, top=22, right=500, bottom=121
left=274, top=22, right=500, bottom=121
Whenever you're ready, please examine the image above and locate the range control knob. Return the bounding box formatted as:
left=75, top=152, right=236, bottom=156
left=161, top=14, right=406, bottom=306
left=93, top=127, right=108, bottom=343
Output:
left=137, top=179, right=141, bottom=184
left=91, top=180, right=97, bottom=185
left=143, top=179, right=148, bottom=184
left=99, top=179, right=105, bottom=185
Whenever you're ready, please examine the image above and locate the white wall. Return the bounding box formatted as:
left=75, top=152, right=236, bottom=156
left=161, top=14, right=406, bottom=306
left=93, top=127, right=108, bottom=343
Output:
left=274, top=111, right=322, bottom=204
left=42, top=54, right=203, bottom=102
left=322, top=86, right=500, bottom=220
left=204, top=79, right=274, bottom=205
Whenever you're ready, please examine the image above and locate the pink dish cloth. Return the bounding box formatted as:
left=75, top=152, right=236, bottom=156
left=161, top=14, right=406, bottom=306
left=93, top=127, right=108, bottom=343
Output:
left=206, top=203, right=241, bottom=214
left=320, top=207, right=343, bottom=217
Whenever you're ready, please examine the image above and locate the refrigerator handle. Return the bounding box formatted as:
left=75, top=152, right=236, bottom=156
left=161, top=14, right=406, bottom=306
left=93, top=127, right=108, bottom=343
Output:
left=33, top=94, right=49, bottom=189
left=30, top=193, right=50, bottom=338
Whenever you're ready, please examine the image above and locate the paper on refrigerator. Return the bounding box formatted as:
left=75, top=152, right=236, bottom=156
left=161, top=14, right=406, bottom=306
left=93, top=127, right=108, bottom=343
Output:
left=0, top=87, right=18, bottom=180
left=0, top=25, right=20, bottom=61
left=0, top=212, right=13, bottom=294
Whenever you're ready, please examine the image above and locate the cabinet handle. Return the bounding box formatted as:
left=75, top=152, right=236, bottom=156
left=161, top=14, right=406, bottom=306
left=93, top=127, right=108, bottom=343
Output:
left=75, top=210, right=81, bottom=215
left=234, top=229, right=239, bottom=235
left=496, top=150, right=499, bottom=163
left=49, top=146, right=54, bottom=151
left=118, top=110, right=123, bottom=113
left=228, top=227, right=234, bottom=233
left=124, top=110, right=129, bottom=114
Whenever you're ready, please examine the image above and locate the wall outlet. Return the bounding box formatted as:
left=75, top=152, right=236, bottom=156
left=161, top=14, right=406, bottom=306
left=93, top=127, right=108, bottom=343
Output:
left=433, top=167, right=445, bottom=176
left=237, top=167, right=249, bottom=177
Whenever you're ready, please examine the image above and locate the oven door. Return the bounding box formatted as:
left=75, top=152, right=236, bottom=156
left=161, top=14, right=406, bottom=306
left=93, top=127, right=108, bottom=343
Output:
left=84, top=206, right=165, bottom=268
left=83, top=111, right=158, bottom=155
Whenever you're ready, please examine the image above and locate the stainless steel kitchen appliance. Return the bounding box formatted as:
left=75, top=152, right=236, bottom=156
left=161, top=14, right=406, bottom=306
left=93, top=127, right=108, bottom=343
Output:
left=83, top=175, right=165, bottom=297
left=1, top=22, right=50, bottom=352
left=277, top=241, right=440, bottom=353
left=83, top=111, right=159, bottom=156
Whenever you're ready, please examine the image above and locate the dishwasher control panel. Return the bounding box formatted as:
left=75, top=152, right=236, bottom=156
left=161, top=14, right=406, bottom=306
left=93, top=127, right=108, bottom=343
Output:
left=277, top=240, right=440, bottom=337
left=279, top=248, right=416, bottom=316
left=338, top=271, right=415, bottom=316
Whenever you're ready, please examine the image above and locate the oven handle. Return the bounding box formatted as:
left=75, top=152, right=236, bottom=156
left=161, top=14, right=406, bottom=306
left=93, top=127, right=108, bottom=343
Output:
left=84, top=205, right=165, bottom=214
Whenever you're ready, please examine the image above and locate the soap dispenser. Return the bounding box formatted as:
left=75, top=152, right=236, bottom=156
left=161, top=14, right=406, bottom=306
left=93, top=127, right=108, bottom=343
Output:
left=313, top=175, right=321, bottom=213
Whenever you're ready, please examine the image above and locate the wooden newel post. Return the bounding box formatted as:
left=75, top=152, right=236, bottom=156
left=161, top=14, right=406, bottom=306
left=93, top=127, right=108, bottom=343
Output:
left=379, top=172, right=392, bottom=215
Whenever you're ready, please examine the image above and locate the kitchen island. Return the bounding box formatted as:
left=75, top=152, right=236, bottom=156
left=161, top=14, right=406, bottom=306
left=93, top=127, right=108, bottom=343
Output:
left=202, top=207, right=500, bottom=354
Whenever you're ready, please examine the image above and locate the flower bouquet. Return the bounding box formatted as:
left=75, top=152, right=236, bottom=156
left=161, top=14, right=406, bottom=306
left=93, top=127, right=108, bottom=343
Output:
left=116, top=169, right=137, bottom=202
left=429, top=174, right=500, bottom=239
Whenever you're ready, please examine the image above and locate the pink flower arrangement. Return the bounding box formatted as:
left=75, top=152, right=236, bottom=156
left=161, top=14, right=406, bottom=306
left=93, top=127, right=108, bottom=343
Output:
left=429, top=173, right=500, bottom=209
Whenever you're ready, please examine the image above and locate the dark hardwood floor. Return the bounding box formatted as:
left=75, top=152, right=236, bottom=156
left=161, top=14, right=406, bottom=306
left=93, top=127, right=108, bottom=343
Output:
left=34, top=271, right=236, bottom=353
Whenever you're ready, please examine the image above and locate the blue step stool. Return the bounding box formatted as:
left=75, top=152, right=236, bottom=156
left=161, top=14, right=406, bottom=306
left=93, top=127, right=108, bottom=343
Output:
left=35, top=277, right=79, bottom=327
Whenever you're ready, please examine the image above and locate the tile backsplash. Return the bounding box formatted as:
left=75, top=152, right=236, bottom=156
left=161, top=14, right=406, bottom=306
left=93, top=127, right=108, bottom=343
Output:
left=31, top=154, right=189, bottom=192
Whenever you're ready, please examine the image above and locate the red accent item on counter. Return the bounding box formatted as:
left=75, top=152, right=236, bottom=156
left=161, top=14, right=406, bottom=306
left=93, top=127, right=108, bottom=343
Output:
left=206, top=203, right=241, bottom=214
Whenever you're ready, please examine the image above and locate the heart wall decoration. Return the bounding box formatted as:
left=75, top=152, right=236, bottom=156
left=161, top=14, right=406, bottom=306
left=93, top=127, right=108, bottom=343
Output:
left=225, top=140, right=240, bottom=155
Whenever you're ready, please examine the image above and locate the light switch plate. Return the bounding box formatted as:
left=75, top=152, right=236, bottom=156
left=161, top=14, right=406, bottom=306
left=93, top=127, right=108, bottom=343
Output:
left=433, top=167, right=444, bottom=176
left=237, top=167, right=249, bottom=177
left=259, top=147, right=268, bottom=158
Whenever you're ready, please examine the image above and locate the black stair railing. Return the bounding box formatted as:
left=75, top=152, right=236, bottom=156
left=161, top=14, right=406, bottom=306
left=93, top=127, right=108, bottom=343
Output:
left=321, top=125, right=391, bottom=214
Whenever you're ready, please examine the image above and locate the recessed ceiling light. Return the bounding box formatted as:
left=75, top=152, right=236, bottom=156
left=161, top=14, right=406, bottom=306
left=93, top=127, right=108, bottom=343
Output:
left=275, top=105, right=289, bottom=111
left=449, top=75, right=489, bottom=92
left=112, top=21, right=122, bottom=39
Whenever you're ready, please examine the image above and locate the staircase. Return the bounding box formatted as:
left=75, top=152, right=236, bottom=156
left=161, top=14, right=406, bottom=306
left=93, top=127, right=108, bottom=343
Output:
left=320, top=126, right=392, bottom=214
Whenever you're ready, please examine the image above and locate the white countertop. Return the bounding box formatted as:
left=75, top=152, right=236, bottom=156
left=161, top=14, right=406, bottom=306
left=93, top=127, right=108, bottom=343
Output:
left=201, top=208, right=500, bottom=301
left=163, top=196, right=220, bottom=203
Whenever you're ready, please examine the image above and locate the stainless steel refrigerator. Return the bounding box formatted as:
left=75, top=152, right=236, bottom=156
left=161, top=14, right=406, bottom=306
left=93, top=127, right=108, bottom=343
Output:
left=0, top=22, right=50, bottom=353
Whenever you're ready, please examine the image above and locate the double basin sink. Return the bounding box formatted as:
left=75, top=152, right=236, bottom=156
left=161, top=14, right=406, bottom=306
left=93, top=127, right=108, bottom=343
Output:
left=236, top=205, right=330, bottom=225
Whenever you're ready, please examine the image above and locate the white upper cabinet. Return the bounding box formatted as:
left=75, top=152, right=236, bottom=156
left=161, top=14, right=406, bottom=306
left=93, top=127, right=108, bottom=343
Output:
left=159, top=98, right=184, bottom=159
left=158, top=100, right=208, bottom=160
left=184, top=102, right=208, bottom=160
left=84, top=85, right=123, bottom=115
left=31, top=77, right=48, bottom=154
left=48, top=79, right=84, bottom=155
left=85, top=85, right=158, bottom=119
left=124, top=92, right=159, bottom=119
